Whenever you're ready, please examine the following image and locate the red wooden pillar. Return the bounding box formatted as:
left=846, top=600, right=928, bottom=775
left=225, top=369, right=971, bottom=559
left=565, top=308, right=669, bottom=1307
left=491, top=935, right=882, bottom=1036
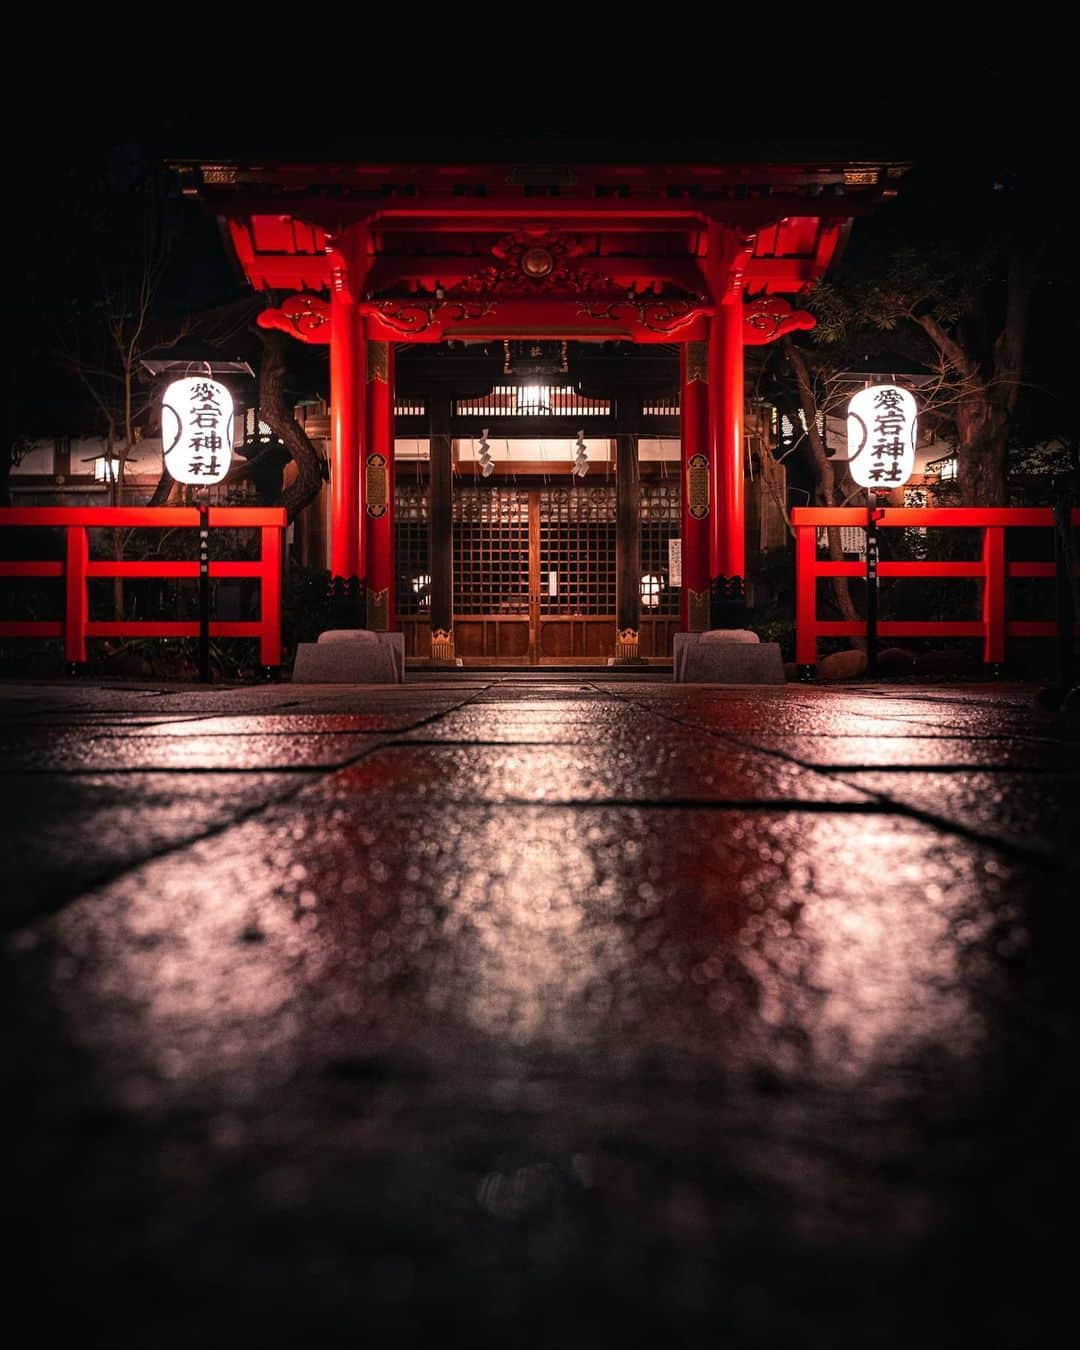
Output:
left=64, top=524, right=88, bottom=665
left=982, top=525, right=1006, bottom=665
left=795, top=519, right=818, bottom=667
left=680, top=341, right=711, bottom=632
left=365, top=338, right=396, bottom=630
left=328, top=235, right=367, bottom=583
left=708, top=300, right=746, bottom=604
left=260, top=521, right=283, bottom=669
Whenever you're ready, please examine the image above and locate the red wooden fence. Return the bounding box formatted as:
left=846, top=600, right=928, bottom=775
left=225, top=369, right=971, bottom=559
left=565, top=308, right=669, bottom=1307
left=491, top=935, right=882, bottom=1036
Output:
left=792, top=507, right=1080, bottom=667
left=0, top=507, right=286, bottom=668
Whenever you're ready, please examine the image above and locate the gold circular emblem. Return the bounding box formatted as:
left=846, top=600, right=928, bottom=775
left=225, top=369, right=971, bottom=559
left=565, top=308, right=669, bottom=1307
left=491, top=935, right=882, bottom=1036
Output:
left=521, top=247, right=554, bottom=278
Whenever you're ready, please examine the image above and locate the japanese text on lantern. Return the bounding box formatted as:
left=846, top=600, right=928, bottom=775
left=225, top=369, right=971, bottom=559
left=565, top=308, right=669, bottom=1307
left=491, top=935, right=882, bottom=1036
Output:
left=846, top=384, right=917, bottom=490
left=162, top=377, right=234, bottom=486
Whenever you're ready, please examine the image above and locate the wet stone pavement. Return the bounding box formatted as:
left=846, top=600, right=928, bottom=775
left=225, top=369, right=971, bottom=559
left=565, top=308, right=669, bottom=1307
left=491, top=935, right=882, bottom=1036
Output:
left=4, top=674, right=1077, bottom=1349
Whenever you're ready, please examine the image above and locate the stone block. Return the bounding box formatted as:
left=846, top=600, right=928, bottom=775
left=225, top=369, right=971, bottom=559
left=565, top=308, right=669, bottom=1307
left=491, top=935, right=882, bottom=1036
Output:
left=674, top=633, right=785, bottom=684
left=318, top=629, right=379, bottom=645
left=877, top=646, right=917, bottom=674
left=817, top=649, right=868, bottom=682
left=698, top=629, right=760, bottom=644
left=291, top=631, right=405, bottom=684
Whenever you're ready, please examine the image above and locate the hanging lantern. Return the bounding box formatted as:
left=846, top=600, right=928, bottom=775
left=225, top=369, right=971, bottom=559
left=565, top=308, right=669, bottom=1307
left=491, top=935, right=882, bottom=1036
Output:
left=162, top=377, right=234, bottom=486
left=91, top=454, right=120, bottom=483
left=846, top=384, right=918, bottom=490
left=640, top=573, right=663, bottom=609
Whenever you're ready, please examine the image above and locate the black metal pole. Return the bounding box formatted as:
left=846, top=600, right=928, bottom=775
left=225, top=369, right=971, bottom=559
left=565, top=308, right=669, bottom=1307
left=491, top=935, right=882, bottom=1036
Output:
left=199, top=500, right=210, bottom=683
left=866, top=490, right=879, bottom=677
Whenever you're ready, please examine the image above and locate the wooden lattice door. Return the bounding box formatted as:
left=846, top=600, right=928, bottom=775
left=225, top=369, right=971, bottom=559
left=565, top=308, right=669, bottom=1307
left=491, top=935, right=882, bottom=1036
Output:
left=453, top=486, right=533, bottom=662
left=451, top=483, right=618, bottom=664
left=536, top=484, right=618, bottom=660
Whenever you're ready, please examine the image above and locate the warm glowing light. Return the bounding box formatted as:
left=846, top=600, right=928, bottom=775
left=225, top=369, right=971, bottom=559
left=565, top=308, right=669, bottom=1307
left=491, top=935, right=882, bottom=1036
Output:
left=846, top=384, right=917, bottom=489
left=641, top=573, right=663, bottom=608
left=927, top=452, right=958, bottom=482
left=162, top=377, right=234, bottom=486
left=94, top=455, right=120, bottom=483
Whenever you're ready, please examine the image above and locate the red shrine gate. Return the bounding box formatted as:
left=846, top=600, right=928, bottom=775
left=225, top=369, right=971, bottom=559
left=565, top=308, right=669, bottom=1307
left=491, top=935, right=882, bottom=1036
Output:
left=178, top=159, right=901, bottom=662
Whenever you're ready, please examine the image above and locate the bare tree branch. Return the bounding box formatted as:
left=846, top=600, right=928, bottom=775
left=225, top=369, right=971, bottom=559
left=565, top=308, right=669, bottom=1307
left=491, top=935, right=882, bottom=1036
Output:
left=785, top=339, right=865, bottom=646
left=254, top=327, right=326, bottom=522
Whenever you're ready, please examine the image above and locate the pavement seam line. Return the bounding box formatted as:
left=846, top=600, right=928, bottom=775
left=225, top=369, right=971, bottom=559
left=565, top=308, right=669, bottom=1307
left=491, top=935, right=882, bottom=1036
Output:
left=5, top=681, right=502, bottom=929
left=590, top=683, right=1078, bottom=873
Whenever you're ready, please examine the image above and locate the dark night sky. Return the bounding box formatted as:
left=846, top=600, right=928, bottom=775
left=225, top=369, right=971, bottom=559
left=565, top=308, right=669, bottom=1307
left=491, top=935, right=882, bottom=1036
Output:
left=4, top=37, right=1075, bottom=443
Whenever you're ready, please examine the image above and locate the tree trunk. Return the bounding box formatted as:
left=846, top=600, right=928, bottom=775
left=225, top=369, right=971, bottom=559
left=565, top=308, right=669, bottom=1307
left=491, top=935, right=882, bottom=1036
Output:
left=0, top=446, right=13, bottom=508
left=785, top=340, right=866, bottom=646
left=255, top=329, right=326, bottom=523
left=914, top=241, right=1039, bottom=508
left=954, top=393, right=1009, bottom=507
left=148, top=467, right=175, bottom=507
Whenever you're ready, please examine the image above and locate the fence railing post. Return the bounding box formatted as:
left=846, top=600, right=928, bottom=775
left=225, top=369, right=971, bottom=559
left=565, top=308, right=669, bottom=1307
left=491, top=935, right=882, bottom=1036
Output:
left=982, top=525, right=1006, bottom=667
left=260, top=523, right=282, bottom=673
left=795, top=522, right=818, bottom=669
left=64, top=525, right=88, bottom=669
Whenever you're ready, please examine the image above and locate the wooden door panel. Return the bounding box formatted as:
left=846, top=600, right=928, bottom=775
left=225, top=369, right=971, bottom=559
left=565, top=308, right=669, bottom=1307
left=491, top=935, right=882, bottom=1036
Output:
left=454, top=620, right=486, bottom=659
left=445, top=482, right=670, bottom=665
left=639, top=618, right=677, bottom=659
left=454, top=617, right=532, bottom=662
left=584, top=620, right=616, bottom=657
left=538, top=620, right=573, bottom=659
left=400, top=617, right=431, bottom=658
left=498, top=620, right=531, bottom=659
left=399, top=477, right=680, bottom=665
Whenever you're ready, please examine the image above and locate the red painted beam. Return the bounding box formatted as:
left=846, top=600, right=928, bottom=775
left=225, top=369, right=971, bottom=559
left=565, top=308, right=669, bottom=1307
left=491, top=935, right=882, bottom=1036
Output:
left=1008, top=562, right=1058, bottom=577
left=743, top=258, right=817, bottom=289
left=0, top=562, right=64, bottom=577
left=1009, top=621, right=1080, bottom=636
left=84, top=622, right=266, bottom=638
left=813, top=621, right=988, bottom=638
left=245, top=257, right=333, bottom=291
left=814, top=561, right=987, bottom=578
left=364, top=256, right=711, bottom=295
left=0, top=507, right=285, bottom=528
left=360, top=298, right=710, bottom=344
left=0, top=507, right=201, bottom=526
left=0, top=622, right=64, bottom=637
left=206, top=507, right=287, bottom=527
left=791, top=507, right=1080, bottom=527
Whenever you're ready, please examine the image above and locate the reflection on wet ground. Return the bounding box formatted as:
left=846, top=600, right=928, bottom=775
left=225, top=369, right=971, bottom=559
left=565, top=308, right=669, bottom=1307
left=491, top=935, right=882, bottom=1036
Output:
left=4, top=677, right=1076, bottom=1348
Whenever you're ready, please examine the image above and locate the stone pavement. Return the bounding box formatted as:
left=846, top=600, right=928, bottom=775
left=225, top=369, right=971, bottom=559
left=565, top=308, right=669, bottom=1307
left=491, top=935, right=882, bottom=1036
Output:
left=4, top=675, right=1077, bottom=1348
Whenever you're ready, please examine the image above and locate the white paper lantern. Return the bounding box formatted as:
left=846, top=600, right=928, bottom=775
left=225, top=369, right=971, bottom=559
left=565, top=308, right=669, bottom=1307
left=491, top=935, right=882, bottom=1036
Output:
left=846, top=384, right=918, bottom=490
left=162, top=377, right=234, bottom=486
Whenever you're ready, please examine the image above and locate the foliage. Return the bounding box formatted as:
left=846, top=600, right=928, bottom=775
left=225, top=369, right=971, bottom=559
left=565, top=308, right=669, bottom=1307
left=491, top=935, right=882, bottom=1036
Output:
left=793, top=159, right=1077, bottom=508
left=281, top=566, right=336, bottom=651
left=807, top=246, right=988, bottom=349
